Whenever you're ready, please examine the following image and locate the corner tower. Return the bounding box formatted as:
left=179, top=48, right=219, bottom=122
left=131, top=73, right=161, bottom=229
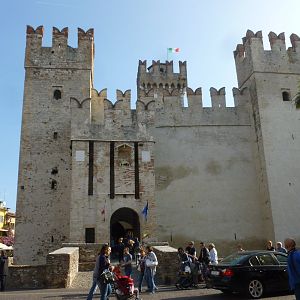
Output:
left=234, top=30, right=300, bottom=242
left=15, top=26, right=94, bottom=264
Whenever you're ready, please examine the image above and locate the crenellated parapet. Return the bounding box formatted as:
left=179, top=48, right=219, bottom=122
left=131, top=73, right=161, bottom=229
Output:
left=70, top=84, right=251, bottom=140
left=137, top=60, right=187, bottom=98
left=52, top=27, right=68, bottom=48
left=210, top=87, right=226, bottom=109
left=234, top=29, right=300, bottom=87
left=25, top=25, right=94, bottom=70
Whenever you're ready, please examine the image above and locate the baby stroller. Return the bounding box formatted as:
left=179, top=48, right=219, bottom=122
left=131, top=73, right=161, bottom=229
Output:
left=112, top=266, right=141, bottom=300
left=175, top=263, right=194, bottom=289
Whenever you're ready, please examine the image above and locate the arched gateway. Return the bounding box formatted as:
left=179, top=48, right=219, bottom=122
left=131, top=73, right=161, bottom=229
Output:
left=110, top=208, right=140, bottom=244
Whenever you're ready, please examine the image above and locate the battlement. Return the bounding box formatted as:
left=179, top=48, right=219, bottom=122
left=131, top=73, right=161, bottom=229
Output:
left=137, top=60, right=187, bottom=97
left=138, top=60, right=186, bottom=76
left=70, top=86, right=250, bottom=141
left=25, top=25, right=94, bottom=69
left=234, top=29, right=300, bottom=87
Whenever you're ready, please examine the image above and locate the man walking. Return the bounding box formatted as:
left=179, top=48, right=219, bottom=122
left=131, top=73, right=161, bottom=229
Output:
left=284, top=238, right=300, bottom=300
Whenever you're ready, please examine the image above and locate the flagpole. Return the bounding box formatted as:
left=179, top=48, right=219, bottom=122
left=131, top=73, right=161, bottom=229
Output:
left=167, top=48, right=169, bottom=61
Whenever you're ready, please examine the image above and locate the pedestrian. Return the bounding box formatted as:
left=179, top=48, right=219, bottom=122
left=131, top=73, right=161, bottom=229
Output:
left=115, top=237, right=125, bottom=263
left=86, top=250, right=101, bottom=300
left=86, top=244, right=112, bottom=300
left=0, top=251, right=7, bottom=292
left=198, top=242, right=210, bottom=282
left=145, top=246, right=158, bottom=294
left=134, top=237, right=140, bottom=264
left=266, top=240, right=275, bottom=251
left=185, top=241, right=197, bottom=262
left=276, top=241, right=287, bottom=253
left=121, top=247, right=133, bottom=277
left=98, top=245, right=113, bottom=300
left=137, top=248, right=146, bottom=293
left=177, top=247, right=190, bottom=272
left=284, top=238, right=300, bottom=300
left=208, top=243, right=218, bottom=265
left=127, top=239, right=135, bottom=260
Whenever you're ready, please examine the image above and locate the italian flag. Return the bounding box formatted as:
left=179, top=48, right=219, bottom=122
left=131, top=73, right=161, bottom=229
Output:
left=168, top=48, right=180, bottom=53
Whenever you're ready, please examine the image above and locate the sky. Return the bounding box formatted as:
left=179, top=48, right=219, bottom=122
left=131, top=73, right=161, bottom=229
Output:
left=1, top=0, right=300, bottom=211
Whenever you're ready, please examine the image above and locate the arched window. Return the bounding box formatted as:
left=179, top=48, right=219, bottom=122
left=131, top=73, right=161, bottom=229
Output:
left=53, top=89, right=61, bottom=100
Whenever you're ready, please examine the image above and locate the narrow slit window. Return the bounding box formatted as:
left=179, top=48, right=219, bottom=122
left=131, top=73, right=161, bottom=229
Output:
left=53, top=90, right=62, bottom=100
left=51, top=179, right=57, bottom=190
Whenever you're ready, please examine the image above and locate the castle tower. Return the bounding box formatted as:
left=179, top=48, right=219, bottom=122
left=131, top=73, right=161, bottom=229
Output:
left=15, top=26, right=94, bottom=264
left=234, top=30, right=300, bottom=242
left=137, top=60, right=187, bottom=101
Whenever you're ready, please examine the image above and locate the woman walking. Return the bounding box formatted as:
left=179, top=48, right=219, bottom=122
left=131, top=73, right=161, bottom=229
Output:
left=144, top=246, right=158, bottom=294
left=137, top=248, right=146, bottom=293
left=99, top=245, right=113, bottom=300
left=86, top=244, right=113, bottom=300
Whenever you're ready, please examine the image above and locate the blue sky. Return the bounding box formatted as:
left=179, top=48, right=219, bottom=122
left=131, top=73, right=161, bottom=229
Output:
left=1, top=0, right=300, bottom=211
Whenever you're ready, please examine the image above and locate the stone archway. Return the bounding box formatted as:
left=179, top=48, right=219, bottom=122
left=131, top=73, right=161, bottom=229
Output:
left=110, top=207, right=140, bottom=244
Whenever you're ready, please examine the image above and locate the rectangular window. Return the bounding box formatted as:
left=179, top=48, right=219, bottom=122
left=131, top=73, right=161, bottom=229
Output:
left=85, top=228, right=95, bottom=243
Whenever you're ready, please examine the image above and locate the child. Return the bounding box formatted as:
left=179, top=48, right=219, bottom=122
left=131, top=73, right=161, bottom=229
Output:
left=122, top=247, right=133, bottom=277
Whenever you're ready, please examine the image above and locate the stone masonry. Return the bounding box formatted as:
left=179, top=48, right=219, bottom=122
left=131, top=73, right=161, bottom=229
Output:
left=15, top=26, right=300, bottom=265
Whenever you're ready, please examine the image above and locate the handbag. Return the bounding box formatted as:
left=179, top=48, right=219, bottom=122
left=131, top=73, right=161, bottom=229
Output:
left=145, top=258, right=158, bottom=267
left=137, top=264, right=141, bottom=272
left=100, top=269, right=114, bottom=283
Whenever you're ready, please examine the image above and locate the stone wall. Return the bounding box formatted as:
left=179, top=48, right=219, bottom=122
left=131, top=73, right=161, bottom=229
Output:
left=15, top=26, right=93, bottom=265
left=235, top=30, right=300, bottom=244
left=62, top=243, right=102, bottom=271
left=7, top=247, right=78, bottom=289
left=154, top=245, right=178, bottom=285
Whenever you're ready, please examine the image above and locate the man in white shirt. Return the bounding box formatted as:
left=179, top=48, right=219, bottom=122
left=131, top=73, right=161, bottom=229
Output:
left=208, top=243, right=218, bottom=265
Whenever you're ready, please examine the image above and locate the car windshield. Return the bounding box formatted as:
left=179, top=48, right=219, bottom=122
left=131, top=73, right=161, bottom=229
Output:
left=220, top=253, right=248, bottom=265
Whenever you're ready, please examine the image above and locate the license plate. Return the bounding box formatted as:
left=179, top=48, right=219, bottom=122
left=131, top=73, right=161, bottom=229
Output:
left=211, top=270, right=220, bottom=276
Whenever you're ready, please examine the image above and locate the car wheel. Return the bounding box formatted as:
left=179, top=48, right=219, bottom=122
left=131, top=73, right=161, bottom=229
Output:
left=247, top=279, right=264, bottom=299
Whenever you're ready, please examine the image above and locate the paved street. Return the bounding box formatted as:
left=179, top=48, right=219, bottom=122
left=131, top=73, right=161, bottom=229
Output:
left=0, top=287, right=294, bottom=300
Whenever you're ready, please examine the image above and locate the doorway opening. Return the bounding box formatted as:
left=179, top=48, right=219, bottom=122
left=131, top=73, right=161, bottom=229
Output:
left=110, top=207, right=140, bottom=248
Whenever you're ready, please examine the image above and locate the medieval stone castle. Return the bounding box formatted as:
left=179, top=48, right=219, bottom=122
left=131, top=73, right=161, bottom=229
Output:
left=15, top=26, right=300, bottom=265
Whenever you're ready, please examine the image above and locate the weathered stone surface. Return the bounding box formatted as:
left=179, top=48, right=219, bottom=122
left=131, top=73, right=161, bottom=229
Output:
left=7, top=247, right=79, bottom=289
left=15, top=27, right=300, bottom=268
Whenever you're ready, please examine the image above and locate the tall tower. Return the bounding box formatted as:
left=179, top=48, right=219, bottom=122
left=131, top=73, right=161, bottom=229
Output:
left=234, top=30, right=300, bottom=242
left=15, top=26, right=94, bottom=264
left=137, top=60, right=187, bottom=102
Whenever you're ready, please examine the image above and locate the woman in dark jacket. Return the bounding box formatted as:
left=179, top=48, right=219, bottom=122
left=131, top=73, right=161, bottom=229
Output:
left=86, top=244, right=112, bottom=300
left=98, top=244, right=112, bottom=300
